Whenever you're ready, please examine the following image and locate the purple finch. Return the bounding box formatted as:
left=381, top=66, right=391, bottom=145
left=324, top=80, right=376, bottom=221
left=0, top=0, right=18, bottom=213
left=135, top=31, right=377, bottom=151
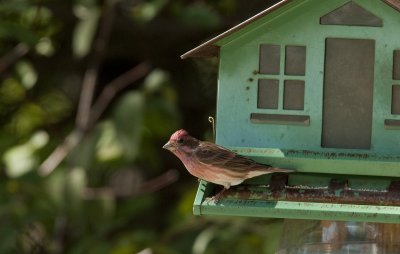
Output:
left=163, top=129, right=293, bottom=192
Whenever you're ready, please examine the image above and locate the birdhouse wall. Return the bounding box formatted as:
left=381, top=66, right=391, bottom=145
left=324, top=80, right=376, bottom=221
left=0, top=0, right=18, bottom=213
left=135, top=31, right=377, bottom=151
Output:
left=215, top=0, right=400, bottom=175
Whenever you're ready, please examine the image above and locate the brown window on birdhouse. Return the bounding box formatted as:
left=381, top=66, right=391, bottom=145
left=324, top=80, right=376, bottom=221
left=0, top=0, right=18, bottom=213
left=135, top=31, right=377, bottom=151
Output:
left=322, top=38, right=374, bottom=149
left=284, top=80, right=305, bottom=110
left=258, top=79, right=279, bottom=109
left=285, top=46, right=306, bottom=76
left=259, top=44, right=280, bottom=74
left=320, top=1, right=382, bottom=27
left=394, top=50, right=400, bottom=80
left=255, top=44, right=307, bottom=124
left=392, top=85, right=400, bottom=114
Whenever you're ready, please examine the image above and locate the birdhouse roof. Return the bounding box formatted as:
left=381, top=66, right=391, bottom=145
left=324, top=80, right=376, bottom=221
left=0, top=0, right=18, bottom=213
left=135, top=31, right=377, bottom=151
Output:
left=181, top=0, right=400, bottom=59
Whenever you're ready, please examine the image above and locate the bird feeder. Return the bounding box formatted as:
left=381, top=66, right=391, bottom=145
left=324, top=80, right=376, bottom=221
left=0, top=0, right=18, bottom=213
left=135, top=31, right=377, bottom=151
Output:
left=182, top=0, right=400, bottom=223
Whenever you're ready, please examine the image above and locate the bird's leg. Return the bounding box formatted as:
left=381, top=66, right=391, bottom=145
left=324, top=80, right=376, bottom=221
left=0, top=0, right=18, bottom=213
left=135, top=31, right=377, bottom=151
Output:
left=213, top=188, right=226, bottom=203
left=212, top=184, right=230, bottom=203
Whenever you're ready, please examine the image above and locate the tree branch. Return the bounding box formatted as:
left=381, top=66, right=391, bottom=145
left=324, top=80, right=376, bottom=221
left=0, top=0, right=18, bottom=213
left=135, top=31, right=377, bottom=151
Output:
left=39, top=130, right=83, bottom=176
left=75, top=0, right=116, bottom=131
left=38, top=62, right=152, bottom=176
left=82, top=169, right=179, bottom=199
left=0, top=43, right=30, bottom=74
left=89, top=61, right=151, bottom=126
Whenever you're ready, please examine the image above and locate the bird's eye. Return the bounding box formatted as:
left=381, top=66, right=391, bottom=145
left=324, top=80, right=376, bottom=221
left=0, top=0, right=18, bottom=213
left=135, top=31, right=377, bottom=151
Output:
left=177, top=138, right=184, bottom=144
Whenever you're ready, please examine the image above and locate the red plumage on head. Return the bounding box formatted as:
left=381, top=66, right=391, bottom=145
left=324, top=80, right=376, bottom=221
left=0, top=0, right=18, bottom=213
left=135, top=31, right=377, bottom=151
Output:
left=170, top=129, right=189, bottom=142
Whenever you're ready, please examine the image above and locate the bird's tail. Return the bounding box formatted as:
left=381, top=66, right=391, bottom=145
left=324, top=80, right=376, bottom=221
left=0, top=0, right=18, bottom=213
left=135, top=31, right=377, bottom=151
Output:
left=267, top=167, right=295, bottom=173
left=248, top=166, right=294, bottom=178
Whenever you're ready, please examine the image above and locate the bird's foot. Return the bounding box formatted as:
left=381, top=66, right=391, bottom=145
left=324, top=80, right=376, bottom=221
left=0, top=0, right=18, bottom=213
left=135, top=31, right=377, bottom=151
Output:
left=211, top=188, right=227, bottom=204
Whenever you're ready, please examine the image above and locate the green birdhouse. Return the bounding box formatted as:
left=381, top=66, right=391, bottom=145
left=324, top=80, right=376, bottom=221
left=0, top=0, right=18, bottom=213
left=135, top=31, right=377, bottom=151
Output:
left=182, top=0, right=400, bottom=223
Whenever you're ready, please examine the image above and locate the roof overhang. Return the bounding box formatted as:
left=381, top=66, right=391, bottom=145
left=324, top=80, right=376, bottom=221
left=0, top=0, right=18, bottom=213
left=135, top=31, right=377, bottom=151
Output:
left=181, top=0, right=400, bottom=59
left=181, top=0, right=290, bottom=59
left=384, top=0, right=400, bottom=12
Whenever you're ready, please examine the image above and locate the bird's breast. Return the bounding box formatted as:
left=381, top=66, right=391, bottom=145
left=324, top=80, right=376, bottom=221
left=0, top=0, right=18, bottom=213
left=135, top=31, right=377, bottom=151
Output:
left=183, top=159, right=247, bottom=187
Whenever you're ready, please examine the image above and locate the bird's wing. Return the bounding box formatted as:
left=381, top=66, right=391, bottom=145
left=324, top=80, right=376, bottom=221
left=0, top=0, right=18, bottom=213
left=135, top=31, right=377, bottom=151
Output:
left=194, top=142, right=264, bottom=173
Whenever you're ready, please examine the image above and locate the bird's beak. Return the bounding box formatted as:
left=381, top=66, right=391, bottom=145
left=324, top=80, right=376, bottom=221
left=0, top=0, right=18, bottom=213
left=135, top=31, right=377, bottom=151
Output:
left=162, top=141, right=173, bottom=150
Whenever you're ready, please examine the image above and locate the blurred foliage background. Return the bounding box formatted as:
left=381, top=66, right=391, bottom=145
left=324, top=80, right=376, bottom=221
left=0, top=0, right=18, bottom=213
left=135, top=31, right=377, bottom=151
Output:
left=0, top=0, right=282, bottom=253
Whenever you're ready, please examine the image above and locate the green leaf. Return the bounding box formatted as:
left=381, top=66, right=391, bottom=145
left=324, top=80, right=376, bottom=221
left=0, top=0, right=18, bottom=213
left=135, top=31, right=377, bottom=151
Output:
left=96, top=121, right=124, bottom=162
left=20, top=6, right=54, bottom=30
left=0, top=78, right=26, bottom=105
left=0, top=0, right=30, bottom=14
left=38, top=89, right=72, bottom=124
left=3, top=144, right=36, bottom=178
left=132, top=0, right=167, bottom=23
left=72, top=4, right=100, bottom=58
left=142, top=70, right=180, bottom=137
left=6, top=102, right=46, bottom=136
left=65, top=167, right=87, bottom=212
left=0, top=21, right=40, bottom=45
left=45, top=168, right=66, bottom=207
left=112, top=91, right=145, bottom=161
left=35, top=37, right=54, bottom=56
left=69, top=130, right=98, bottom=170
left=3, top=131, right=49, bottom=178
left=179, top=4, right=221, bottom=29
left=15, top=60, right=37, bottom=89
left=143, top=69, right=170, bottom=93
left=193, top=226, right=217, bottom=254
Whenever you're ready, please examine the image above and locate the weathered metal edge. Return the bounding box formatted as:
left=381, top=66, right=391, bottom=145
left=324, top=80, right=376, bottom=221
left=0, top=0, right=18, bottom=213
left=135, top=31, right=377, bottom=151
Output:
left=229, top=147, right=400, bottom=161
left=383, top=0, right=400, bottom=12
left=193, top=180, right=212, bottom=215
left=198, top=199, right=400, bottom=224
left=193, top=176, right=400, bottom=223
left=180, top=0, right=290, bottom=59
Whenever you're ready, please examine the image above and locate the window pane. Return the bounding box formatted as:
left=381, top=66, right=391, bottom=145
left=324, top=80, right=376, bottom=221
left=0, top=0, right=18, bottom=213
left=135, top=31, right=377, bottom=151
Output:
left=392, top=85, right=400, bottom=114
left=283, top=80, right=305, bottom=110
left=394, top=50, right=400, bottom=80
left=259, top=44, right=280, bottom=74
left=285, top=46, right=306, bottom=76
left=258, top=79, right=279, bottom=109
left=322, top=38, right=374, bottom=149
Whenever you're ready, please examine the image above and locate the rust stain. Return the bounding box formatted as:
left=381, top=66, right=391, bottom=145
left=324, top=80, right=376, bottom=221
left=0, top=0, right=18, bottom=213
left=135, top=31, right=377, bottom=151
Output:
left=285, top=149, right=371, bottom=159
left=214, top=178, right=400, bottom=207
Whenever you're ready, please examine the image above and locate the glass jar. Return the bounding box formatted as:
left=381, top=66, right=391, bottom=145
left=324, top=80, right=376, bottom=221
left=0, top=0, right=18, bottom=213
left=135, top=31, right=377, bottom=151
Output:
left=277, top=220, right=400, bottom=254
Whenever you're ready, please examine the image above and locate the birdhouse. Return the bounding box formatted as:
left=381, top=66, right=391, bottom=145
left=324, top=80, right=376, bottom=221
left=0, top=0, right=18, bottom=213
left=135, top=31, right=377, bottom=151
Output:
left=182, top=0, right=400, bottom=223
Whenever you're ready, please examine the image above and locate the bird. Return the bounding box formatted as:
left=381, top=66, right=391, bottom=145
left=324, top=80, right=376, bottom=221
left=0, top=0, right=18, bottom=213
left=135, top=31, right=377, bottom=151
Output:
left=163, top=129, right=294, bottom=200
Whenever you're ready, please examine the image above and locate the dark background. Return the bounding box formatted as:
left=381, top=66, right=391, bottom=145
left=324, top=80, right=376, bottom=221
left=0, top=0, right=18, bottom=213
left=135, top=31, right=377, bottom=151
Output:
left=0, top=0, right=282, bottom=253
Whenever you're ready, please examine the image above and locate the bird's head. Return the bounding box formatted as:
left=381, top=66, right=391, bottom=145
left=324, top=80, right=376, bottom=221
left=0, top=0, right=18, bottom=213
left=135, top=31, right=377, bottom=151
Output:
left=163, top=129, right=199, bottom=154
